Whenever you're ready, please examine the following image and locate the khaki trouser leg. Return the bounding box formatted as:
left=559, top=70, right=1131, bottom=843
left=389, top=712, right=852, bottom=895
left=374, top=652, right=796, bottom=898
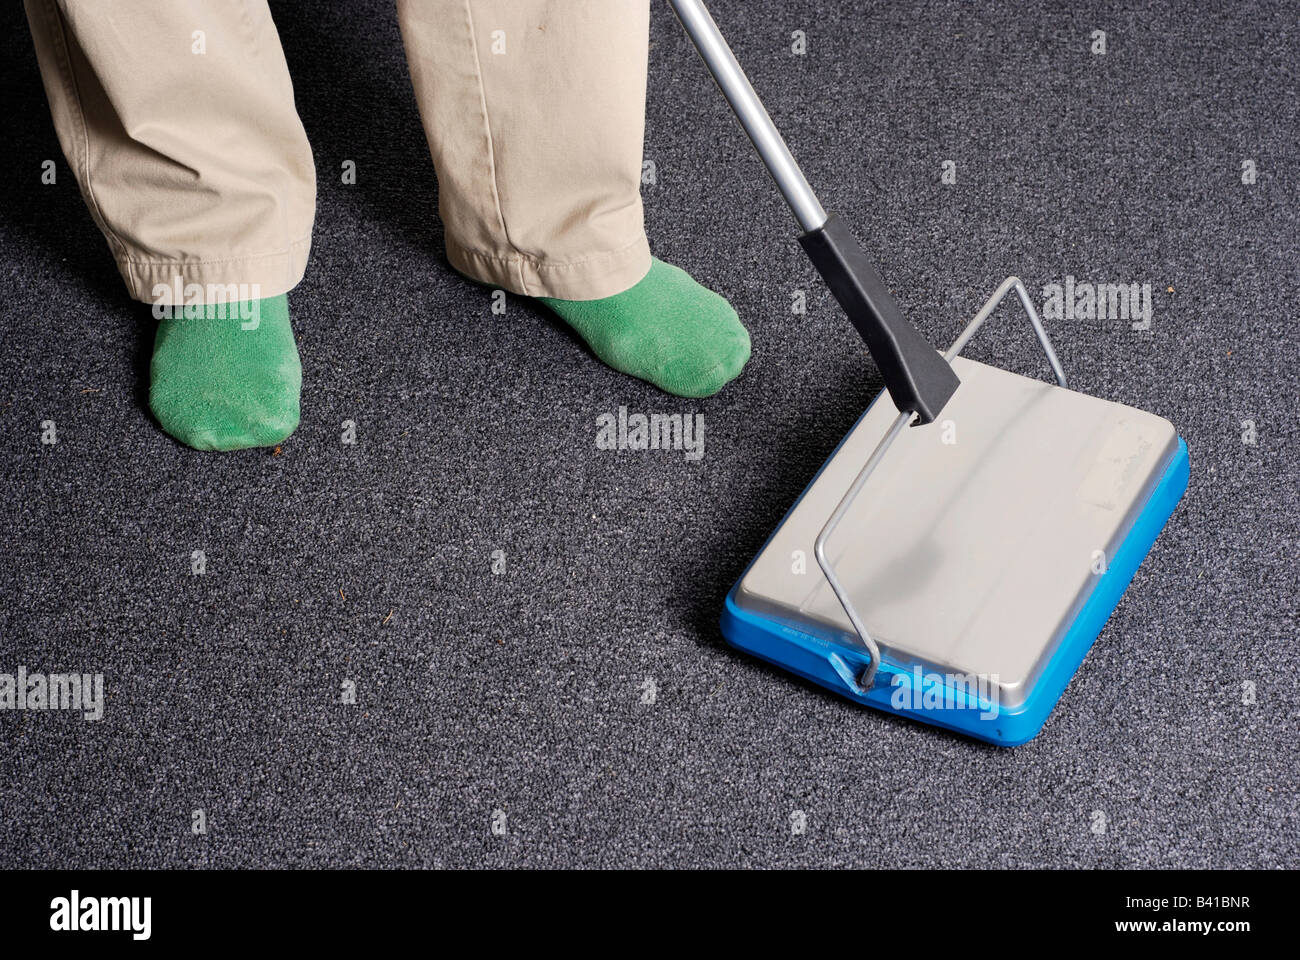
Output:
left=23, top=0, right=316, bottom=304
left=398, top=0, right=652, bottom=300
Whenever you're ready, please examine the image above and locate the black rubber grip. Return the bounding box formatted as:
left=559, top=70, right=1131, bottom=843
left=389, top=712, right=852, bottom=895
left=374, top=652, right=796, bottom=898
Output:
left=799, top=213, right=959, bottom=423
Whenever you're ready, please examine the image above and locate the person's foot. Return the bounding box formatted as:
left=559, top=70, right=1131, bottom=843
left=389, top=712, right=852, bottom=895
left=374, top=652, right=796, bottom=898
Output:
left=149, top=294, right=301, bottom=451
left=539, top=258, right=750, bottom=398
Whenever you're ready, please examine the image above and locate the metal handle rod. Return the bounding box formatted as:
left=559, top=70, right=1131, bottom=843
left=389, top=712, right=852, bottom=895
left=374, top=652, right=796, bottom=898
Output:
left=946, top=277, right=1068, bottom=388
left=813, top=408, right=912, bottom=690
left=814, top=277, right=1069, bottom=691
left=668, top=0, right=828, bottom=232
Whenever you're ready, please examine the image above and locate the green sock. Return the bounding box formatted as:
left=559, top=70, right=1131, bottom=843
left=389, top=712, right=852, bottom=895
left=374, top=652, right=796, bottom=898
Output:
left=149, top=294, right=301, bottom=451
left=538, top=258, right=750, bottom=398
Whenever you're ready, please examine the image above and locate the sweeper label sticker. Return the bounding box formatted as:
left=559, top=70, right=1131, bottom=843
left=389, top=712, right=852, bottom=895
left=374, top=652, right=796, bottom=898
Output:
left=1076, top=418, right=1154, bottom=511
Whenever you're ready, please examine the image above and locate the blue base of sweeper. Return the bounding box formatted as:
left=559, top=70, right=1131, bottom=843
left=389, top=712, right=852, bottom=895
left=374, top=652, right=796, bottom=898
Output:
left=721, top=436, right=1189, bottom=747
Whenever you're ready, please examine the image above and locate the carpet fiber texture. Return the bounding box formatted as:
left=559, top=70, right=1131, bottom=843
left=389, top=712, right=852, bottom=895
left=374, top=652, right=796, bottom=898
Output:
left=0, top=0, right=1295, bottom=868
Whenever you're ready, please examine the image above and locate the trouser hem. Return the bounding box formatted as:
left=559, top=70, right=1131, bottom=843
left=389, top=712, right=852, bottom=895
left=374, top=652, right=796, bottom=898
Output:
left=118, top=236, right=312, bottom=304
left=446, top=234, right=652, bottom=300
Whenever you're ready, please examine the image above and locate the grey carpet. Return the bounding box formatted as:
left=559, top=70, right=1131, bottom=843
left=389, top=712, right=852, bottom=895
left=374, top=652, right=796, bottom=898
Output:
left=1, top=0, right=1295, bottom=868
